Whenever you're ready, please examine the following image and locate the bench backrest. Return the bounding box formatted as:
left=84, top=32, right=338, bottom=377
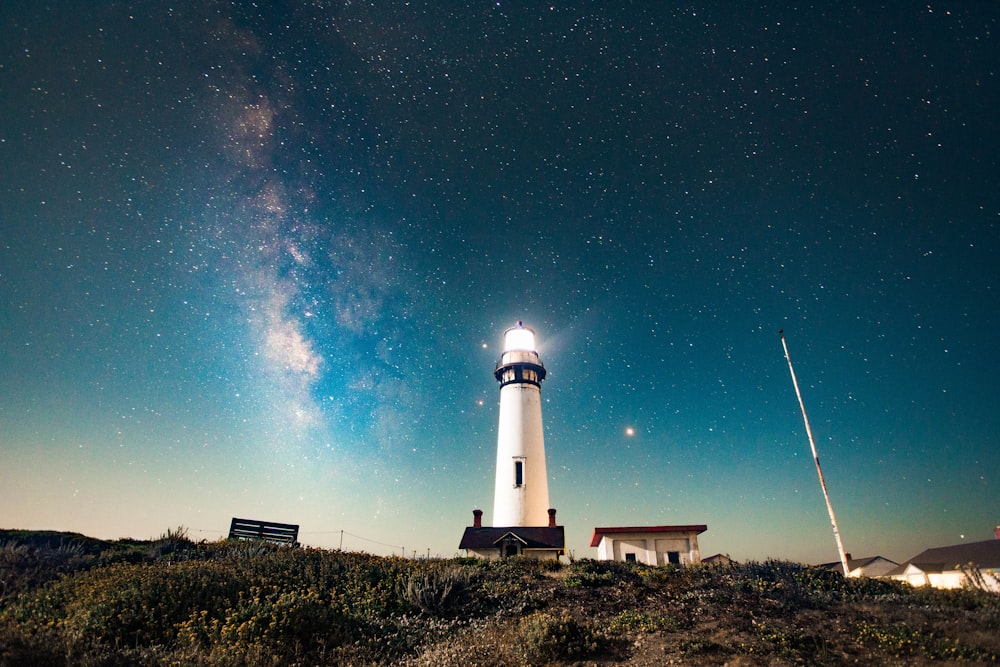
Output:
left=228, top=518, right=299, bottom=546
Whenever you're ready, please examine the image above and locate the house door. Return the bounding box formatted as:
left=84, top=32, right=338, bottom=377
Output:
left=502, top=539, right=522, bottom=558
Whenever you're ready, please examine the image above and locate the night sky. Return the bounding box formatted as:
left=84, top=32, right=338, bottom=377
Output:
left=2, top=2, right=997, bottom=564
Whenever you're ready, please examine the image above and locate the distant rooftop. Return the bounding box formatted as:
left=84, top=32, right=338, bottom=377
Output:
left=885, top=539, right=1000, bottom=577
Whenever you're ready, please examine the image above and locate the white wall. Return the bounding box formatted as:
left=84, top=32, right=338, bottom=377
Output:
left=891, top=565, right=1000, bottom=592
left=493, top=382, right=550, bottom=527
left=467, top=548, right=561, bottom=561
left=595, top=531, right=702, bottom=565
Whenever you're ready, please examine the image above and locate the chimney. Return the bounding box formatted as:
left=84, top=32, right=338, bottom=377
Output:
left=994, top=525, right=1000, bottom=540
left=548, top=508, right=557, bottom=528
left=473, top=509, right=483, bottom=528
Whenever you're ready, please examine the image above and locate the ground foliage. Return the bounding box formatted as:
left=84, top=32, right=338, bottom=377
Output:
left=1, top=530, right=999, bottom=665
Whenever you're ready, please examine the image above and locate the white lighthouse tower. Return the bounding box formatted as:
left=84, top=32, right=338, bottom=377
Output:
left=491, top=322, right=550, bottom=527
left=459, top=321, right=564, bottom=560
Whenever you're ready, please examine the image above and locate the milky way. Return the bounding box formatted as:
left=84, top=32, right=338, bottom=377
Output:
left=1, top=2, right=997, bottom=562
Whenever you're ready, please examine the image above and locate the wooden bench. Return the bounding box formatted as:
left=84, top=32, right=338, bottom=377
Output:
left=228, top=518, right=300, bottom=546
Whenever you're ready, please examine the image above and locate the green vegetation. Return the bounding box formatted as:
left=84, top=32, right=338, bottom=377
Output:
left=1, top=529, right=999, bottom=665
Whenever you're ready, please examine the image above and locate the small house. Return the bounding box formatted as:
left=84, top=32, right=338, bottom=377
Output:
left=459, top=509, right=565, bottom=560
left=590, top=524, right=706, bottom=566
left=701, top=553, right=734, bottom=566
left=818, top=554, right=899, bottom=578
left=884, top=538, right=1000, bottom=591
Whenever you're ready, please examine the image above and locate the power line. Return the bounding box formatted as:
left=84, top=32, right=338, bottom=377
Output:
left=302, top=529, right=405, bottom=552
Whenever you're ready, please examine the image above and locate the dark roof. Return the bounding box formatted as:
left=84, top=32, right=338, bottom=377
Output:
left=701, top=553, right=734, bottom=565
left=885, top=539, right=1000, bottom=577
left=590, top=525, right=707, bottom=548
left=818, top=555, right=898, bottom=572
left=459, top=526, right=565, bottom=551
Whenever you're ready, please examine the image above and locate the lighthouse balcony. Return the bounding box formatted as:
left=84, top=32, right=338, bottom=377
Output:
left=497, top=350, right=544, bottom=367
left=495, top=363, right=545, bottom=387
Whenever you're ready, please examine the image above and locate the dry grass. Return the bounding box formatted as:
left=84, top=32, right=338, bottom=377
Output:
left=1, top=529, right=998, bottom=665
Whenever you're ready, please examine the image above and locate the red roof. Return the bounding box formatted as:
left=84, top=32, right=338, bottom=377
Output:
left=590, top=525, right=707, bottom=547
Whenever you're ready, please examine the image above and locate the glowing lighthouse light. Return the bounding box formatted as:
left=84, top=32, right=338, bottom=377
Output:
left=503, top=325, right=535, bottom=352
left=492, top=322, right=551, bottom=527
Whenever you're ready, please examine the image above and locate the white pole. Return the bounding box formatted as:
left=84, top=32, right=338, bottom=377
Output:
left=780, top=330, right=850, bottom=576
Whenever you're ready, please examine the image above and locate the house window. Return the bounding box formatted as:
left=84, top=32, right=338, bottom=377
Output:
left=667, top=551, right=681, bottom=565
left=514, top=460, right=524, bottom=486
left=625, top=553, right=637, bottom=563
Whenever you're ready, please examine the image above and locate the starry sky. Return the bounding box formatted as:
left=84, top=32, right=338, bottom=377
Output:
left=2, top=2, right=997, bottom=564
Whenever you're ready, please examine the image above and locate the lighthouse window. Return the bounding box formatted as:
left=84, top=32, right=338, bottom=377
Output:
left=514, top=460, right=524, bottom=486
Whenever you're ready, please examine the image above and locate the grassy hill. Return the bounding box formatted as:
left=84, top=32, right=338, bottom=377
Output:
left=1, top=528, right=998, bottom=665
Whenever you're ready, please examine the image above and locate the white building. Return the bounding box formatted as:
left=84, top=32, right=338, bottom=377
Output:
left=817, top=554, right=898, bottom=578
left=460, top=323, right=564, bottom=560
left=885, top=537, right=1000, bottom=591
left=590, top=525, right=706, bottom=566
left=459, top=509, right=564, bottom=561
left=491, top=323, right=550, bottom=527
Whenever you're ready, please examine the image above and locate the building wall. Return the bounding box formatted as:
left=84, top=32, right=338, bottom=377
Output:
left=493, top=382, right=549, bottom=527
left=466, top=548, right=562, bottom=561
left=612, top=538, right=649, bottom=564
left=654, top=537, right=695, bottom=566
left=596, top=532, right=702, bottom=566
left=890, top=566, right=1000, bottom=592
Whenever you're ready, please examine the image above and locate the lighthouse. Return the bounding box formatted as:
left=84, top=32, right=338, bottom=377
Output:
left=459, top=322, right=564, bottom=560
left=492, top=322, right=550, bottom=526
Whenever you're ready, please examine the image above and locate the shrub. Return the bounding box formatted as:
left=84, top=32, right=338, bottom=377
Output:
left=183, top=586, right=355, bottom=659
left=908, top=582, right=1000, bottom=616
left=512, top=611, right=598, bottom=663
left=537, top=558, right=563, bottom=573
left=607, top=609, right=682, bottom=634
left=146, top=525, right=196, bottom=561
left=5, top=533, right=1000, bottom=666
left=564, top=559, right=639, bottom=588
left=959, top=562, right=1000, bottom=594
left=854, top=619, right=999, bottom=661
left=13, top=560, right=245, bottom=656
left=0, top=540, right=97, bottom=604
left=734, top=560, right=858, bottom=610
left=405, top=566, right=468, bottom=616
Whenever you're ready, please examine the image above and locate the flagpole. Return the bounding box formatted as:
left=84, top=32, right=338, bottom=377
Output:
left=780, top=330, right=850, bottom=576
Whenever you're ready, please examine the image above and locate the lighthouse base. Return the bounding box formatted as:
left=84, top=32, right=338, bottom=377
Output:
left=459, top=525, right=564, bottom=560
left=458, top=509, right=565, bottom=560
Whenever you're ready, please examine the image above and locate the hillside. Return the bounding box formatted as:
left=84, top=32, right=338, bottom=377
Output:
left=1, top=528, right=998, bottom=665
